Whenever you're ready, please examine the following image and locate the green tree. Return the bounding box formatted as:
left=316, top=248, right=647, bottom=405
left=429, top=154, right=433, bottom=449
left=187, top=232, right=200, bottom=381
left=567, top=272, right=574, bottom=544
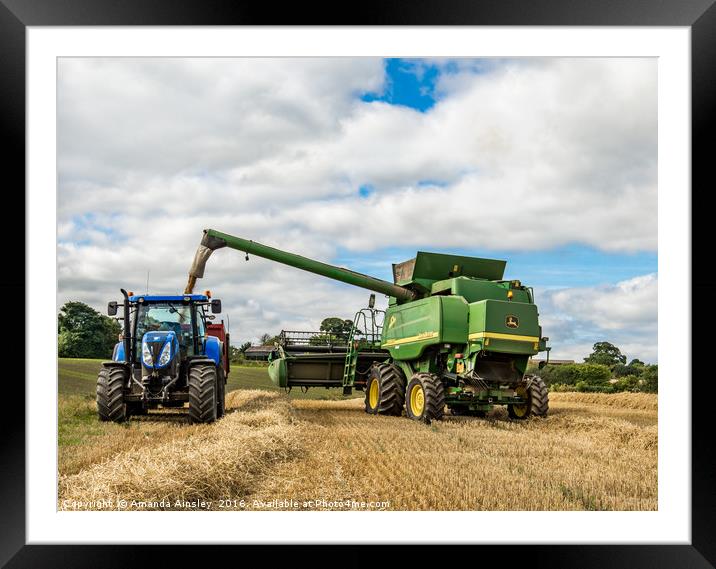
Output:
left=641, top=365, right=658, bottom=393
left=319, top=317, right=353, bottom=340
left=613, top=363, right=644, bottom=377
left=539, top=363, right=611, bottom=388
left=58, top=301, right=121, bottom=358
left=258, top=333, right=280, bottom=345
left=584, top=341, right=627, bottom=367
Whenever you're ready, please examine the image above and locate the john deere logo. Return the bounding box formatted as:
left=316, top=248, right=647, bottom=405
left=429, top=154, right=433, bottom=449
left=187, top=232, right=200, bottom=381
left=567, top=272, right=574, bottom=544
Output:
left=506, top=315, right=519, bottom=328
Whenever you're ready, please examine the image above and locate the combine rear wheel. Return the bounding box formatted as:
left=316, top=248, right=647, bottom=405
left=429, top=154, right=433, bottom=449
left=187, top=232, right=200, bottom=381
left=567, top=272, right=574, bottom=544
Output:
left=96, top=366, right=128, bottom=423
left=508, top=375, right=549, bottom=419
left=188, top=364, right=218, bottom=424
left=364, top=363, right=406, bottom=416
left=405, top=373, right=445, bottom=424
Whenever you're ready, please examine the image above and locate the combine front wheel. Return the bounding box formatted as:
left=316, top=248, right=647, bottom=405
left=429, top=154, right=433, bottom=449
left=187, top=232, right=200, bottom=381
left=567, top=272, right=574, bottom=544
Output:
left=405, top=373, right=445, bottom=424
left=364, top=363, right=406, bottom=416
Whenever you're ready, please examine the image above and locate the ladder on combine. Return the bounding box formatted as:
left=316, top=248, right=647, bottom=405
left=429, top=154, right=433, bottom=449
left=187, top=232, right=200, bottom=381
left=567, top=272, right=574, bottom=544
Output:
left=342, top=303, right=384, bottom=394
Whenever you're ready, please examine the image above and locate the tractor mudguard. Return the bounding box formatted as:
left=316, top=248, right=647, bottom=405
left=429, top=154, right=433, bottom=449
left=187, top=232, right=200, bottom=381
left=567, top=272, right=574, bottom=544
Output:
left=203, top=336, right=221, bottom=366
left=112, top=341, right=126, bottom=362
left=101, top=360, right=130, bottom=371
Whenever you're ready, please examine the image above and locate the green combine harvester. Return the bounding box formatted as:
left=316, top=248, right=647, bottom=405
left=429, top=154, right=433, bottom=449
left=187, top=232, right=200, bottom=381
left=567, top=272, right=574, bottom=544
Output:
left=186, top=229, right=551, bottom=423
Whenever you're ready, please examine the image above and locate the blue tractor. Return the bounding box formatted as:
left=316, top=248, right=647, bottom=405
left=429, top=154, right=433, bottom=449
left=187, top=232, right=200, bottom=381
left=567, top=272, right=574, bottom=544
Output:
left=97, top=289, right=229, bottom=423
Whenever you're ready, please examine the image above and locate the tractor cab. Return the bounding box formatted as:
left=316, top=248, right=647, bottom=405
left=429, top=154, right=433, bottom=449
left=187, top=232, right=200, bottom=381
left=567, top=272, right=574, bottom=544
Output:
left=99, top=289, right=229, bottom=423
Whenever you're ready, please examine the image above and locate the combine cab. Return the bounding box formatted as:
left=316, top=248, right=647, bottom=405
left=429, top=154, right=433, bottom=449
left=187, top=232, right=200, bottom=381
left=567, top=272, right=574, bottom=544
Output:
left=97, top=291, right=229, bottom=423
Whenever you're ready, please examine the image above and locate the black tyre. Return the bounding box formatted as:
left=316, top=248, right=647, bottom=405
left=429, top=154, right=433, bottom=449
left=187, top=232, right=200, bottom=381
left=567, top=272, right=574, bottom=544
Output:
left=188, top=364, right=218, bottom=424
left=508, top=375, right=549, bottom=419
left=96, top=366, right=127, bottom=422
left=405, top=372, right=445, bottom=424
left=527, top=375, right=549, bottom=417
left=217, top=365, right=226, bottom=419
left=364, top=363, right=406, bottom=416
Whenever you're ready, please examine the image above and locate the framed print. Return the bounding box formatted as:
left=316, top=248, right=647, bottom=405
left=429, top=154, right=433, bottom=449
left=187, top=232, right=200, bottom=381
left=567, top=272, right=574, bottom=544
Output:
left=3, top=0, right=712, bottom=566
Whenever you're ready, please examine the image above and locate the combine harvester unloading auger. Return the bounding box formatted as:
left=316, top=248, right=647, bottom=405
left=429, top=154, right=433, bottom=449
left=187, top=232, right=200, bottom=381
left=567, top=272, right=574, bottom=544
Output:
left=186, top=229, right=551, bottom=423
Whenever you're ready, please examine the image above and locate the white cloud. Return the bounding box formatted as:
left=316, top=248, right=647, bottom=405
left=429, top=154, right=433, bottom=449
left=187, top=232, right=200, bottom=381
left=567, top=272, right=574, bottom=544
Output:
left=537, top=273, right=658, bottom=363
left=57, top=57, right=657, bottom=350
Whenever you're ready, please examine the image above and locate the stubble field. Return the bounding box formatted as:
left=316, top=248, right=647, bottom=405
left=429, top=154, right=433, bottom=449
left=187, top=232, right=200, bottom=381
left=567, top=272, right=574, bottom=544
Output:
left=58, top=358, right=657, bottom=511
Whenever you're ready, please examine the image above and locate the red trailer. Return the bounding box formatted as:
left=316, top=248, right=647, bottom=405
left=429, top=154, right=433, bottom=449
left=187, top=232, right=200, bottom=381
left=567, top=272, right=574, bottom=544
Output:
left=207, top=321, right=230, bottom=378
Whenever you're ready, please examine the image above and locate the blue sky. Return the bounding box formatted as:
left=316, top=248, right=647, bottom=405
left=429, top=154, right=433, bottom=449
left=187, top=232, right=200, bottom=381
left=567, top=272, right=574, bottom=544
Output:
left=361, top=58, right=442, bottom=111
left=57, top=57, right=657, bottom=362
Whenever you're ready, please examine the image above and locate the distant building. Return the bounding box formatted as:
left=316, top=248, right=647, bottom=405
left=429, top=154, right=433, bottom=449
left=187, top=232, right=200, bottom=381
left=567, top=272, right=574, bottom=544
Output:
left=243, top=345, right=274, bottom=361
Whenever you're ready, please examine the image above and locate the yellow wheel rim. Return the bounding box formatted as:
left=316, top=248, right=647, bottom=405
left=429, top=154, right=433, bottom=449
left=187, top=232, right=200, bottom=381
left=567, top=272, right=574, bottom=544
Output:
left=410, top=384, right=425, bottom=416
left=512, top=385, right=529, bottom=417
left=369, top=378, right=379, bottom=409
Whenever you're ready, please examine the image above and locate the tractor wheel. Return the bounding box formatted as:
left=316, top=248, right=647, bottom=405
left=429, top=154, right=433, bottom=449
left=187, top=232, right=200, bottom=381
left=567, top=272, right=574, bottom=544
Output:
left=364, top=363, right=406, bottom=416
left=96, top=366, right=127, bottom=422
left=216, top=365, right=226, bottom=419
left=188, top=364, right=218, bottom=424
left=405, top=372, right=445, bottom=424
left=508, top=375, right=549, bottom=420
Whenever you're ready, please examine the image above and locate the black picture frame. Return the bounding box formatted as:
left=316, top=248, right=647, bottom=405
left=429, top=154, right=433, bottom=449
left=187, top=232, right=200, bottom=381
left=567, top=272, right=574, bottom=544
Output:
left=3, top=1, right=711, bottom=566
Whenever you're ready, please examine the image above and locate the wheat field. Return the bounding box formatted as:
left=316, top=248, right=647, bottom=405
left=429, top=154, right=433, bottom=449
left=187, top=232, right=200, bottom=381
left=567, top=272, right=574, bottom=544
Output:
left=58, top=387, right=657, bottom=511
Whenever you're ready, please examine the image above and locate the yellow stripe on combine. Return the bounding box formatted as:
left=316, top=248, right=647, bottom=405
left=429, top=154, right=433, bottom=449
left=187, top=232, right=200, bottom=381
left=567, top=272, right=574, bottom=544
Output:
left=468, top=332, right=540, bottom=343
left=383, top=332, right=439, bottom=347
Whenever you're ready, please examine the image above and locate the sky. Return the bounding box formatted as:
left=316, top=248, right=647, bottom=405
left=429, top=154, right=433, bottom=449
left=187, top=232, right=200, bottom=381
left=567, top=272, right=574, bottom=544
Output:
left=57, top=57, right=658, bottom=363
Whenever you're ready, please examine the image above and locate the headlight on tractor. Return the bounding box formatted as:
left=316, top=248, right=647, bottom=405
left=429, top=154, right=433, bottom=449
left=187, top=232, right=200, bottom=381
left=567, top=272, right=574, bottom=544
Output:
left=158, top=342, right=172, bottom=366
left=142, top=343, right=153, bottom=366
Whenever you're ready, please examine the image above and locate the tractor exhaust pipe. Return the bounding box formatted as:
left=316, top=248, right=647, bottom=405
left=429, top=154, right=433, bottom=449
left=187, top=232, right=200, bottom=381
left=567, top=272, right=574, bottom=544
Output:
left=120, top=288, right=133, bottom=366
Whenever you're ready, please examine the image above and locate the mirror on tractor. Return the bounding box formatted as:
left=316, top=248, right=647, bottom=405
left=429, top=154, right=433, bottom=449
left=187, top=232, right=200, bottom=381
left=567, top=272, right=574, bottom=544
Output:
left=538, top=360, right=547, bottom=369
left=211, top=299, right=222, bottom=314
left=108, top=301, right=118, bottom=316
left=368, top=293, right=375, bottom=309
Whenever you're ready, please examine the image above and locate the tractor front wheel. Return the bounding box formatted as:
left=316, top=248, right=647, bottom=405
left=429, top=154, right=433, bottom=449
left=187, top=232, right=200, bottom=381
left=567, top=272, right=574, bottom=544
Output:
left=507, top=375, right=549, bottom=420
left=188, top=364, right=218, bottom=424
left=405, top=373, right=445, bottom=424
left=96, top=366, right=128, bottom=423
left=364, top=363, right=406, bottom=416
